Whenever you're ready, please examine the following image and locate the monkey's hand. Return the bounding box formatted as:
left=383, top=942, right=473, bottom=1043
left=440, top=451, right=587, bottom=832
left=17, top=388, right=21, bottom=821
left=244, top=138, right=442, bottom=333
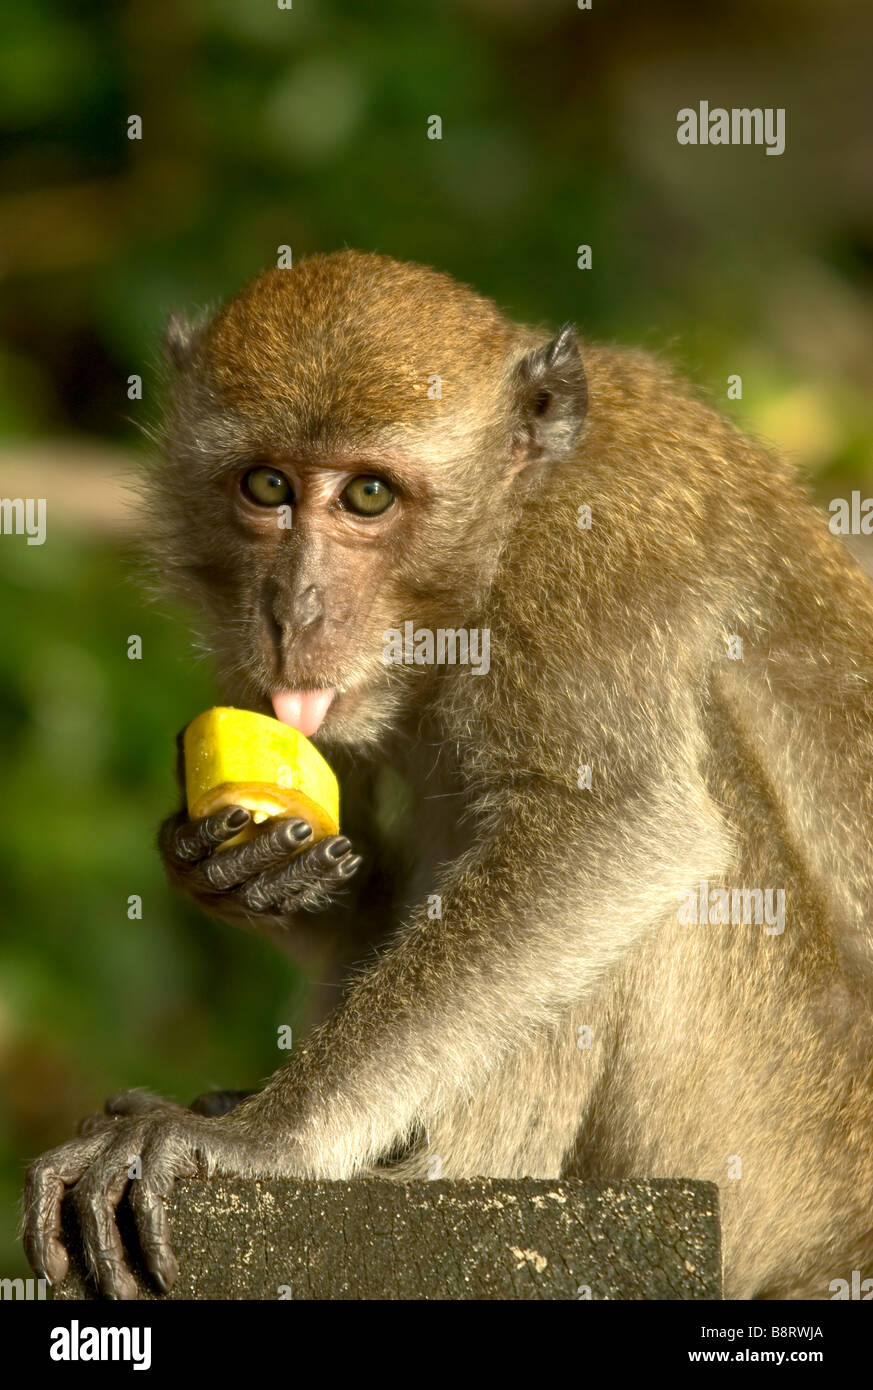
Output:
left=22, top=1105, right=282, bottom=1299
left=159, top=806, right=363, bottom=922
left=73, top=1087, right=255, bottom=1137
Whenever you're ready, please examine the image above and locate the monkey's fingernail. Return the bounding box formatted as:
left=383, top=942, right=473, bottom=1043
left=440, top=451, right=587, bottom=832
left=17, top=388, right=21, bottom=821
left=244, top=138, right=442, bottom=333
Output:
left=288, top=819, right=312, bottom=841
left=340, top=854, right=363, bottom=875
left=328, top=837, right=352, bottom=859
left=44, top=1242, right=69, bottom=1284
left=152, top=1256, right=178, bottom=1293
left=227, top=808, right=250, bottom=828
left=109, top=1269, right=139, bottom=1301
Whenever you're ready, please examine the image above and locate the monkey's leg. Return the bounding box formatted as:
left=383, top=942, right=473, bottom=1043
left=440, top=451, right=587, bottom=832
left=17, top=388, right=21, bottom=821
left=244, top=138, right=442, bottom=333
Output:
left=567, top=888, right=873, bottom=1298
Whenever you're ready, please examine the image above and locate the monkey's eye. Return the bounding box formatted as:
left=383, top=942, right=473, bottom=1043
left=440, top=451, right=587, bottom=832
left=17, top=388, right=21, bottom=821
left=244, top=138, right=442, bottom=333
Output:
left=341, top=475, right=395, bottom=517
left=242, top=467, right=293, bottom=507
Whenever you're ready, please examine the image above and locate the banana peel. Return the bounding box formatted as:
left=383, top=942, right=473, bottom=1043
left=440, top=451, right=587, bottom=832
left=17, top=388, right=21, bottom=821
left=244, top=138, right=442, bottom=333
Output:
left=184, top=707, right=339, bottom=849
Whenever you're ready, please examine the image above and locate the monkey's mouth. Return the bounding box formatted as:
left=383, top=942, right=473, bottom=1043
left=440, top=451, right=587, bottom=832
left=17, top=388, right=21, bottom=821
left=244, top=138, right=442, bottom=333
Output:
left=271, top=688, right=336, bottom=737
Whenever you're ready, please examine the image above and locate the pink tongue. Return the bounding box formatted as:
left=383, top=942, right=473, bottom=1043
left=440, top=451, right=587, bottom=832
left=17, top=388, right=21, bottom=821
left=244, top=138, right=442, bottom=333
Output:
left=272, top=688, right=335, bottom=737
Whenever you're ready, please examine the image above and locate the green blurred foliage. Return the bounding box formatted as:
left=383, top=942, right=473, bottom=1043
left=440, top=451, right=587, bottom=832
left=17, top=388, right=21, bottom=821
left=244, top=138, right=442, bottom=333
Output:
left=0, top=0, right=871, bottom=1273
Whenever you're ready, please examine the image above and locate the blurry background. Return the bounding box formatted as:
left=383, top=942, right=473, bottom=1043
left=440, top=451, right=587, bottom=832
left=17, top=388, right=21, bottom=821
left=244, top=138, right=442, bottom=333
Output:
left=1, top=0, right=872, bottom=1274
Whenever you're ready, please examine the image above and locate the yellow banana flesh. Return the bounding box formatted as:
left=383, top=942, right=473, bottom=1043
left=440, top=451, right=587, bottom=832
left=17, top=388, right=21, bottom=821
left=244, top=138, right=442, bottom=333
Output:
left=184, top=707, right=340, bottom=849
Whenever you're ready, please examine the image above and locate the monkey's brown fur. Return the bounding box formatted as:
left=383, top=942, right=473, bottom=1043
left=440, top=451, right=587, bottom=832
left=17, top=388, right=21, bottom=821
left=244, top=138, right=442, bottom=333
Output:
left=24, top=252, right=873, bottom=1300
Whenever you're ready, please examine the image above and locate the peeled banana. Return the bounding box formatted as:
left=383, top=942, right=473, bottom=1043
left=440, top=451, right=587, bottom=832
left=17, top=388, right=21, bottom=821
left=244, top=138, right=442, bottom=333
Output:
left=184, top=707, right=340, bottom=848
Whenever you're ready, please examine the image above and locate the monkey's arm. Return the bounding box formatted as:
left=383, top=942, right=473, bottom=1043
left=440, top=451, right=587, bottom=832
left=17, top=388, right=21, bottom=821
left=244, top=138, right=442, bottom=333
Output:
left=23, top=761, right=728, bottom=1298
left=240, top=768, right=731, bottom=1172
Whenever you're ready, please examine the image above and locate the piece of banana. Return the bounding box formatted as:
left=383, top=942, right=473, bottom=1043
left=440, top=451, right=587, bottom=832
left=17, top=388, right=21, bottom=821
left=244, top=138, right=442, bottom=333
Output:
left=184, top=707, right=340, bottom=848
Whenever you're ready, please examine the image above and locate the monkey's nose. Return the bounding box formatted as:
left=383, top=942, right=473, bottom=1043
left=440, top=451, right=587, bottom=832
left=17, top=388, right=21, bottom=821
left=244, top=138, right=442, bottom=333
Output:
left=293, top=585, right=325, bottom=629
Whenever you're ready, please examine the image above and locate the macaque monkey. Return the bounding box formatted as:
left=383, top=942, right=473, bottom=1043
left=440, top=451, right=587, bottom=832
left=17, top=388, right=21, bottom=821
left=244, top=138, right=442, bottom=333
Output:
left=23, top=251, right=873, bottom=1301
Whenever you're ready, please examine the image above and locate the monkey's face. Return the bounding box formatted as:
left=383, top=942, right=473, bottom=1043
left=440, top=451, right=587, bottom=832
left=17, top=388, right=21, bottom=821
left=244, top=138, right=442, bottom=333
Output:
left=154, top=254, right=587, bottom=748
left=209, top=444, right=488, bottom=746
left=159, top=425, right=514, bottom=748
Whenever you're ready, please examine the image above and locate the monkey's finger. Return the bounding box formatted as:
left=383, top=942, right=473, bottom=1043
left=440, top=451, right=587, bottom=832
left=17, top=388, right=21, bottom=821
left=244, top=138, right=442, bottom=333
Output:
left=130, top=1127, right=199, bottom=1293
left=199, top=817, right=313, bottom=891
left=22, top=1162, right=69, bottom=1285
left=300, top=835, right=353, bottom=873
left=164, top=806, right=252, bottom=865
left=22, top=1138, right=106, bottom=1284
left=105, top=1088, right=183, bottom=1117
left=77, top=1112, right=114, bottom=1137
left=128, top=1181, right=178, bottom=1294
left=128, top=1172, right=186, bottom=1293
left=238, top=835, right=352, bottom=910
left=300, top=836, right=359, bottom=879
left=79, top=1089, right=182, bottom=1135
left=294, top=854, right=363, bottom=912
left=326, top=851, right=363, bottom=883
left=72, top=1161, right=139, bottom=1300
left=189, top=1089, right=254, bottom=1117
left=240, top=838, right=358, bottom=912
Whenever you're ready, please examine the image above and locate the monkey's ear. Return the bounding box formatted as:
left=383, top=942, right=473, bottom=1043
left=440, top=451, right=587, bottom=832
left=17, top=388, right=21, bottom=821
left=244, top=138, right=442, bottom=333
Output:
left=162, top=311, right=207, bottom=370
left=511, top=323, right=588, bottom=465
